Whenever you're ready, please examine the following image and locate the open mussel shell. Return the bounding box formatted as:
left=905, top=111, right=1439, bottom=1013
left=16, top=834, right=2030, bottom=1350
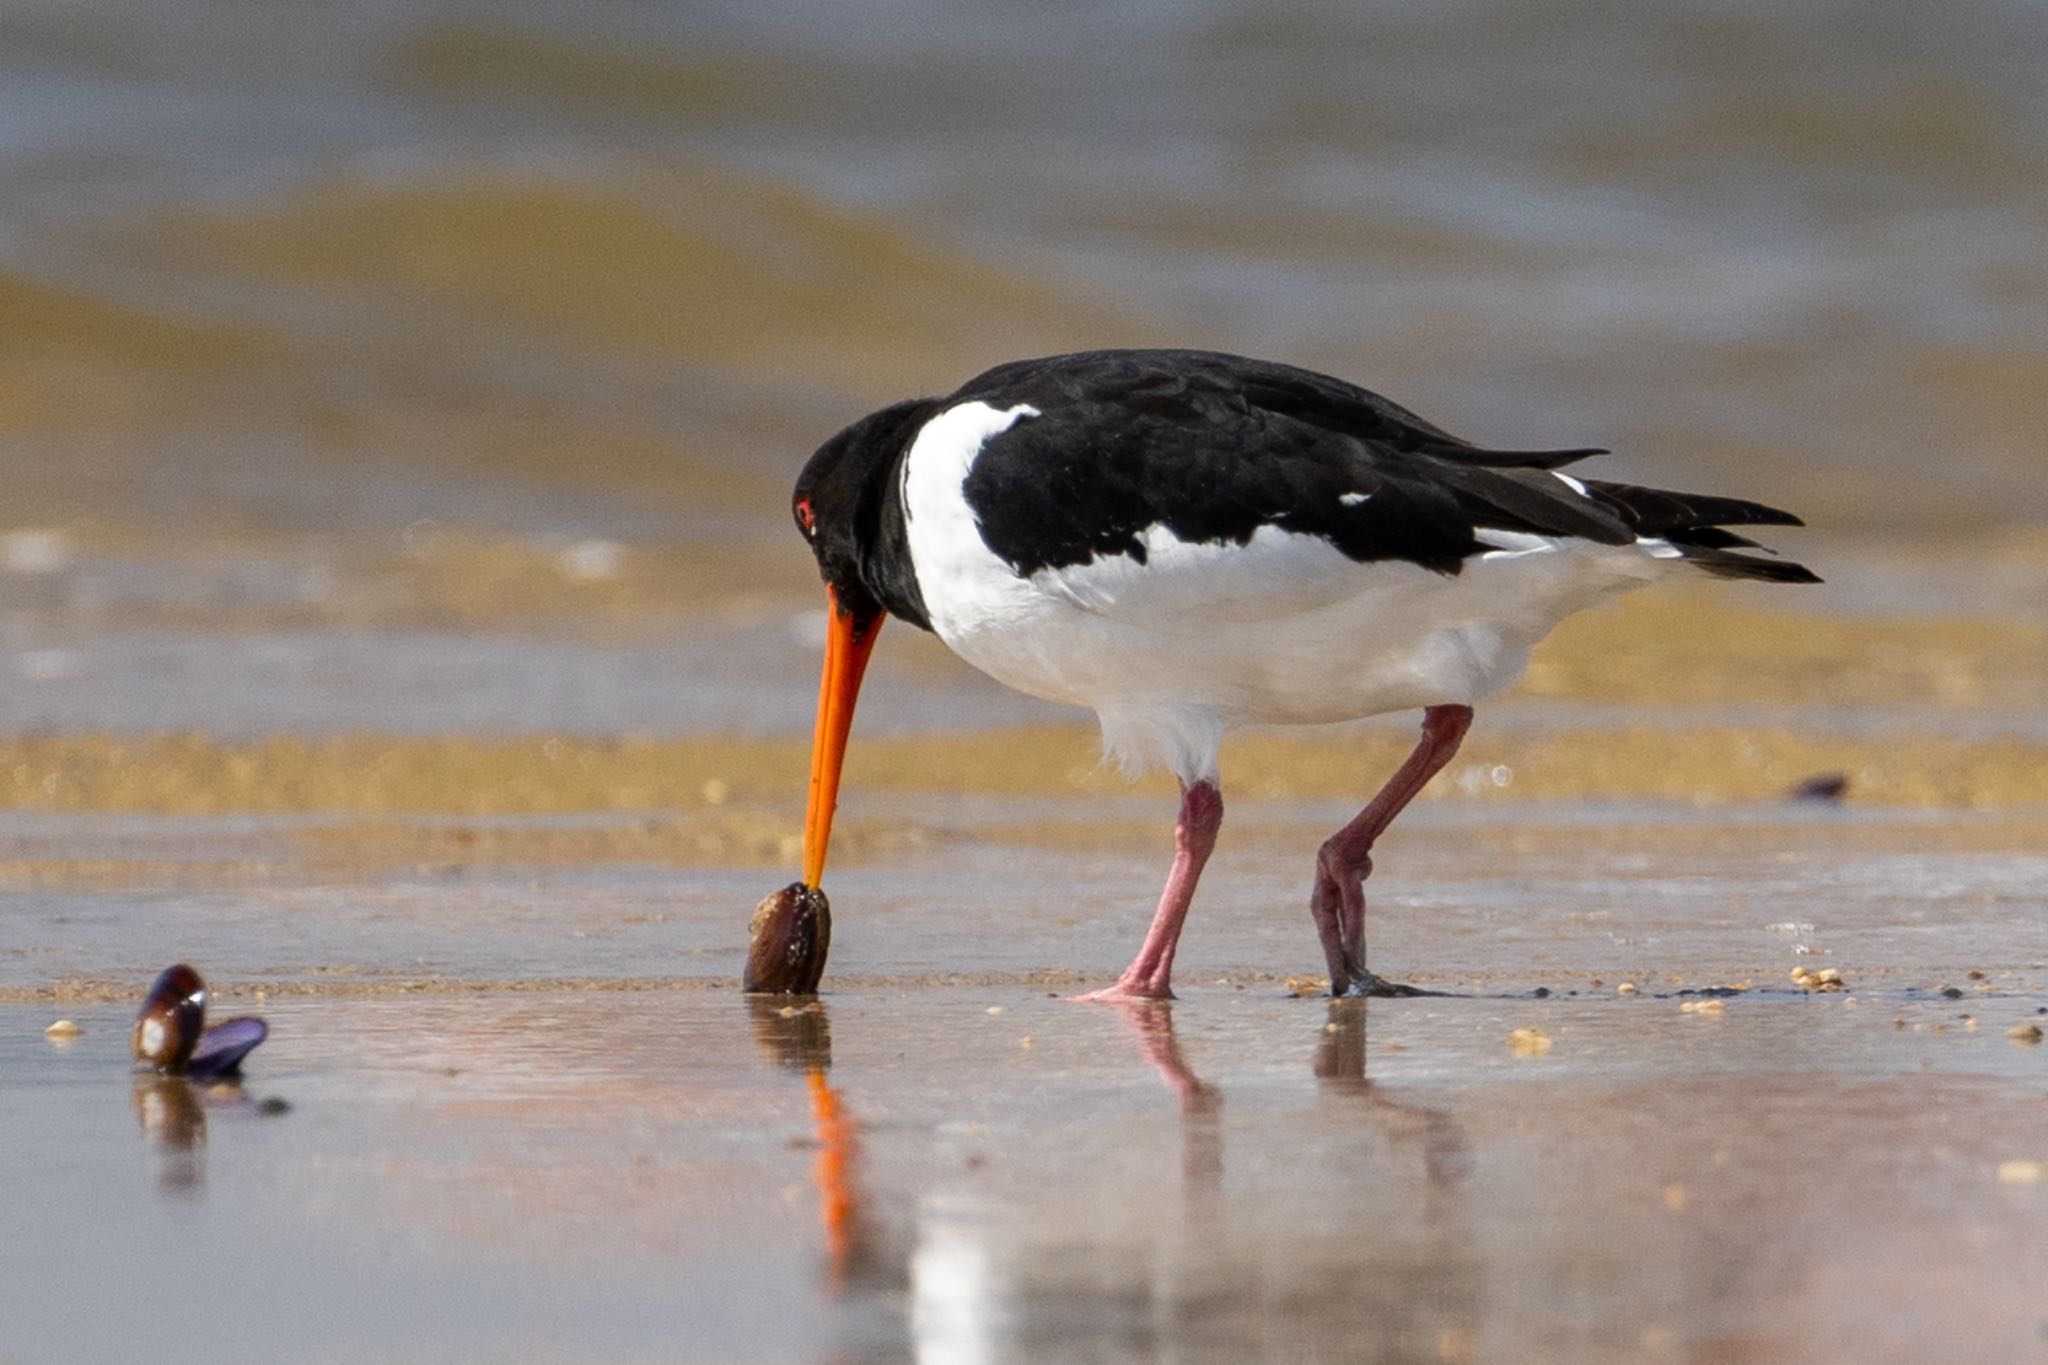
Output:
left=744, top=881, right=831, bottom=995
left=132, top=964, right=268, bottom=1077
left=187, top=1017, right=268, bottom=1079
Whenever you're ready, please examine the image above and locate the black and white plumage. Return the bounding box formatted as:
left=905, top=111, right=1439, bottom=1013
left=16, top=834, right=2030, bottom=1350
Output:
left=790, top=349, right=1815, bottom=1000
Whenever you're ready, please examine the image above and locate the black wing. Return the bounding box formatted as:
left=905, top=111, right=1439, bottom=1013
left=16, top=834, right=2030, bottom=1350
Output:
left=950, top=350, right=1813, bottom=583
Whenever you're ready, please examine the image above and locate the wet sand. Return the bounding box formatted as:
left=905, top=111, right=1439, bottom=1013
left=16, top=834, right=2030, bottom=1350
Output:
left=9, top=797, right=2048, bottom=1362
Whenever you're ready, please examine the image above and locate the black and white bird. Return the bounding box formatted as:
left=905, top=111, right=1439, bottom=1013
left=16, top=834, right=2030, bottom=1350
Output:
left=791, top=349, right=1816, bottom=1000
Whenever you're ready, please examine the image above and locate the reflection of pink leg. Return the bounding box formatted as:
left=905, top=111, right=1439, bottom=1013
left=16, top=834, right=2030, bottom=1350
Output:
left=1114, top=1001, right=1218, bottom=1110
left=1111, top=1000, right=1223, bottom=1188
left=1075, top=780, right=1223, bottom=1003
left=1311, top=705, right=1471, bottom=997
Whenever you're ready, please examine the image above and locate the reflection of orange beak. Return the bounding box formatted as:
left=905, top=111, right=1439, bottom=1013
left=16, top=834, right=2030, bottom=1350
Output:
left=807, top=1066, right=856, bottom=1285
left=802, top=587, right=882, bottom=889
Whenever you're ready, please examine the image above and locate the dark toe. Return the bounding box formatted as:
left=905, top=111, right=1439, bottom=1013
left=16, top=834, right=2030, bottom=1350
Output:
left=1339, top=973, right=1446, bottom=999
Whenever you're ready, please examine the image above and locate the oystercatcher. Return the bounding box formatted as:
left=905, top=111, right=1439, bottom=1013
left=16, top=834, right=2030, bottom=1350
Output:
left=791, top=349, right=1815, bottom=1000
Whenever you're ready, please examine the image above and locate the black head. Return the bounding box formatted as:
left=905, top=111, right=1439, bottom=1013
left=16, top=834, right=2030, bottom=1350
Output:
left=793, top=397, right=935, bottom=630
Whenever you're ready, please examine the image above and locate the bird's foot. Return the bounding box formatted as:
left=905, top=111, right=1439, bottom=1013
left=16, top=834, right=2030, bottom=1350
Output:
left=1334, top=971, right=1437, bottom=999
left=1069, top=980, right=1176, bottom=1004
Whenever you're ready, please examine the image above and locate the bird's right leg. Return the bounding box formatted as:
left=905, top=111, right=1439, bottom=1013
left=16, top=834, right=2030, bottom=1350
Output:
left=1310, top=705, right=1472, bottom=996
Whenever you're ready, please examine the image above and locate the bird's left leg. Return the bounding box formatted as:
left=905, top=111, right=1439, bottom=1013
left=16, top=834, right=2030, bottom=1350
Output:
left=1311, top=704, right=1472, bottom=997
left=1074, top=779, right=1223, bottom=1002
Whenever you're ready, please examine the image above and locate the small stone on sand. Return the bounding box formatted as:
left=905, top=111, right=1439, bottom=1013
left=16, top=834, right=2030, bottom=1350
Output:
left=1507, top=1027, right=1553, bottom=1057
left=44, top=1019, right=80, bottom=1040
left=2007, top=1023, right=2044, bottom=1045
left=1680, top=999, right=1726, bottom=1015
left=1790, top=965, right=1845, bottom=993
left=1617, top=982, right=1638, bottom=996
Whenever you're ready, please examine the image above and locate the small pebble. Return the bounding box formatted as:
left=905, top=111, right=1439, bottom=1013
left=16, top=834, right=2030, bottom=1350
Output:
left=1680, top=999, right=1726, bottom=1015
left=1968, top=970, right=1986, bottom=981
left=2008, top=1023, right=2044, bottom=1045
left=1617, top=982, right=1638, bottom=996
left=1507, top=1027, right=1553, bottom=1057
left=44, top=1019, right=81, bottom=1040
left=1940, top=986, right=1965, bottom=1000
left=1790, top=965, right=1846, bottom=993
left=985, top=1005, right=1004, bottom=1016
left=1997, top=1160, right=2043, bottom=1185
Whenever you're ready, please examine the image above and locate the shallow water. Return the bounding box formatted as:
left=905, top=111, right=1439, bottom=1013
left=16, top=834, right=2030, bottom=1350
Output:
left=9, top=871, right=2048, bottom=1364
left=10, top=800, right=2048, bottom=1362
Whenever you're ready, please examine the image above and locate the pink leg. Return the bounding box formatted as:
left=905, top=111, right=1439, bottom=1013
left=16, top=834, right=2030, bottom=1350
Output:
left=1312, top=705, right=1472, bottom=997
left=1075, top=780, right=1223, bottom=1002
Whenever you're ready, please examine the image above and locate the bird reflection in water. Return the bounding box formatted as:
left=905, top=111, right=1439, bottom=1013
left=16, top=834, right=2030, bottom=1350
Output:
left=1314, top=998, right=1474, bottom=1198
left=1106, top=1001, right=1223, bottom=1191
left=747, top=998, right=877, bottom=1292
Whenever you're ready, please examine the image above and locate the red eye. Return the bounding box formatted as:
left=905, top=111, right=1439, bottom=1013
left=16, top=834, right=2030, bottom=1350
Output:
left=795, top=498, right=815, bottom=534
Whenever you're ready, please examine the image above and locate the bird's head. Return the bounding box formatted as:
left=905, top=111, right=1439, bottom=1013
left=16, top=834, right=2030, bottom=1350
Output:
left=789, top=398, right=931, bottom=890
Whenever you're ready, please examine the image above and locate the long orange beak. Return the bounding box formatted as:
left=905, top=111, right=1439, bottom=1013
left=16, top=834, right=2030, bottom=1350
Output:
left=802, top=587, right=883, bottom=889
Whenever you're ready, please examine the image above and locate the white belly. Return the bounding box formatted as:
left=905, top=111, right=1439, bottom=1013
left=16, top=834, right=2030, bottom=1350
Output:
left=900, top=401, right=1676, bottom=781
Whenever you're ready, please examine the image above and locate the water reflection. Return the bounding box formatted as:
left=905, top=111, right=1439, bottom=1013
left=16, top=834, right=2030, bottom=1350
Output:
left=131, top=1075, right=288, bottom=1196
left=899, top=1001, right=1490, bottom=1363
left=747, top=998, right=881, bottom=1293
left=132, top=1076, right=208, bottom=1194
left=1313, top=1000, right=1474, bottom=1194
left=1110, top=1001, right=1223, bottom=1190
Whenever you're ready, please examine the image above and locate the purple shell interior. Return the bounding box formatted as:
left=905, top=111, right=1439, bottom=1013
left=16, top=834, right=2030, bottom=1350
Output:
left=186, top=1017, right=268, bottom=1078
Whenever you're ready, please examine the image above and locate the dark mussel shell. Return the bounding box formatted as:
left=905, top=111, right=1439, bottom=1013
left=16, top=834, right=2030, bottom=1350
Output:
left=132, top=964, right=268, bottom=1077
left=187, top=1016, right=268, bottom=1079
left=745, top=882, right=831, bottom=995
left=133, top=964, right=207, bottom=1072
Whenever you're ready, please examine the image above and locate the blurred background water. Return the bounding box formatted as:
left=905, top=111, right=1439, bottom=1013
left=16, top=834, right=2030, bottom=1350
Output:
left=0, top=0, right=2044, bottom=731
left=5, top=0, right=2045, bottom=525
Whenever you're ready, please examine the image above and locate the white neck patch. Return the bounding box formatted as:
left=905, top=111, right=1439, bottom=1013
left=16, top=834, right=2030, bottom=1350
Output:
left=900, top=401, right=1041, bottom=636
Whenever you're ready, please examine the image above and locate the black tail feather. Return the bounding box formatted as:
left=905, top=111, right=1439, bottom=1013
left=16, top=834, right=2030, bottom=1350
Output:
left=1583, top=478, right=1818, bottom=583
left=1584, top=479, right=1806, bottom=531
left=1681, top=549, right=1823, bottom=584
